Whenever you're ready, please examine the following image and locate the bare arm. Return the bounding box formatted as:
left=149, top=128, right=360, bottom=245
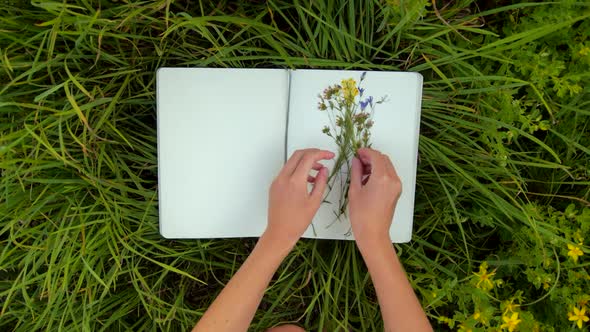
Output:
left=348, top=148, right=432, bottom=332
left=192, top=149, right=334, bottom=332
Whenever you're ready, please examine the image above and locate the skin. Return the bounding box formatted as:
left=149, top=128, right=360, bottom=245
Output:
left=192, top=148, right=432, bottom=332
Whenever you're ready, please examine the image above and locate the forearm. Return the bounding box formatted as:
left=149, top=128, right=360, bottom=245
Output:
left=359, top=236, right=432, bottom=332
left=193, top=233, right=293, bottom=332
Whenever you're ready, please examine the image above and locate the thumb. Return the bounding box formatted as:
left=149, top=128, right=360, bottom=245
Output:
left=350, top=157, right=362, bottom=192
left=311, top=167, right=328, bottom=202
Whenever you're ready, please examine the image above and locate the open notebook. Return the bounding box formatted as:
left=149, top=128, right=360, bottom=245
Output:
left=157, top=68, right=423, bottom=242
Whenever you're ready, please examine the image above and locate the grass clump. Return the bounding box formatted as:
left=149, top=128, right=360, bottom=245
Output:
left=1, top=0, right=589, bottom=331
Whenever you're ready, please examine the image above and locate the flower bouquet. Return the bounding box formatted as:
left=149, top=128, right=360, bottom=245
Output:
left=317, top=72, right=387, bottom=225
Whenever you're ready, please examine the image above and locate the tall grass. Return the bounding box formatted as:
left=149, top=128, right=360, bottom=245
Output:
left=1, top=0, right=589, bottom=330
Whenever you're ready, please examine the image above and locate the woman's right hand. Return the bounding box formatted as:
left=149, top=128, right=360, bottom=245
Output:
left=348, top=148, right=402, bottom=250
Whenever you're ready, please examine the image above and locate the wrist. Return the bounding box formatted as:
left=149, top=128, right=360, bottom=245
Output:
left=259, top=229, right=298, bottom=255
left=356, top=232, right=393, bottom=255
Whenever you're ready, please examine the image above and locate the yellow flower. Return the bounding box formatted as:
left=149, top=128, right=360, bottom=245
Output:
left=457, top=323, right=472, bottom=332
left=568, top=244, right=584, bottom=263
left=473, top=262, right=496, bottom=291
left=504, top=300, right=520, bottom=314
left=568, top=306, right=589, bottom=329
left=500, top=312, right=521, bottom=332
left=473, top=311, right=481, bottom=320
left=473, top=309, right=487, bottom=324
left=340, top=78, right=358, bottom=103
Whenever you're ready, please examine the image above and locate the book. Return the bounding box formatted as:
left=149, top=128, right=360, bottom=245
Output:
left=157, top=68, right=423, bottom=243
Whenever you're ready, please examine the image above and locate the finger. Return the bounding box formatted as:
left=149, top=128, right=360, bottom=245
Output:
left=293, top=149, right=335, bottom=180
left=357, top=148, right=385, bottom=176
left=382, top=153, right=400, bottom=180
left=280, top=149, right=308, bottom=177
left=362, top=161, right=372, bottom=176
left=362, top=174, right=370, bottom=185
left=349, top=157, right=363, bottom=191
left=310, top=167, right=328, bottom=201
left=312, top=162, right=324, bottom=171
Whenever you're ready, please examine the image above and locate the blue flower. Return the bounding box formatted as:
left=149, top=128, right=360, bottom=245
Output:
left=360, top=99, right=369, bottom=110
left=358, top=87, right=365, bottom=96
left=360, top=71, right=367, bottom=81
left=360, top=96, right=373, bottom=111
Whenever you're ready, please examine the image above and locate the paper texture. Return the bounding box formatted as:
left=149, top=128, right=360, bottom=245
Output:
left=157, top=68, right=288, bottom=238
left=287, top=69, right=423, bottom=243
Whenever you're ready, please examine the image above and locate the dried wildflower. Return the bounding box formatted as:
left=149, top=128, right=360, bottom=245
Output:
left=354, top=112, right=369, bottom=125
left=316, top=72, right=387, bottom=225
left=360, top=96, right=373, bottom=111
left=341, top=78, right=358, bottom=103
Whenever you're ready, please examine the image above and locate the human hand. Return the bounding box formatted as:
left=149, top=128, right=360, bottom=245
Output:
left=348, top=148, right=402, bottom=250
left=264, top=148, right=335, bottom=248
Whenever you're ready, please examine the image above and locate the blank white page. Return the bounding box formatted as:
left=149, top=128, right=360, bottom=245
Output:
left=157, top=68, right=288, bottom=238
left=287, top=70, right=423, bottom=243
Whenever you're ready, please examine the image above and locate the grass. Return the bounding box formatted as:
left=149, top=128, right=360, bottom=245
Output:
left=1, top=0, right=589, bottom=331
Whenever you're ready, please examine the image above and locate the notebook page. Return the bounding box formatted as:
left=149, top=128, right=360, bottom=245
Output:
left=287, top=69, right=422, bottom=243
left=157, top=68, right=288, bottom=238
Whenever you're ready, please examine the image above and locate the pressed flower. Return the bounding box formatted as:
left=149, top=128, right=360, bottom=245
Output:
left=500, top=312, right=521, bottom=332
left=341, top=78, right=358, bottom=103
left=317, top=73, right=386, bottom=223
left=568, top=306, right=589, bottom=329
left=568, top=243, right=584, bottom=263
left=360, top=99, right=369, bottom=111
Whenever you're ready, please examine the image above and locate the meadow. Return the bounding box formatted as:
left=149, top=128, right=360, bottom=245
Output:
left=1, top=0, right=589, bottom=331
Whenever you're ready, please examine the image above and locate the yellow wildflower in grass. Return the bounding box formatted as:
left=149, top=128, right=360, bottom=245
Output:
left=457, top=323, right=472, bottom=332
left=504, top=300, right=520, bottom=314
left=500, top=312, right=521, bottom=332
left=473, top=311, right=481, bottom=320
left=340, top=78, right=358, bottom=104
left=567, top=243, right=584, bottom=263
left=568, top=306, right=589, bottom=329
left=473, top=309, right=487, bottom=324
left=473, top=262, right=496, bottom=291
